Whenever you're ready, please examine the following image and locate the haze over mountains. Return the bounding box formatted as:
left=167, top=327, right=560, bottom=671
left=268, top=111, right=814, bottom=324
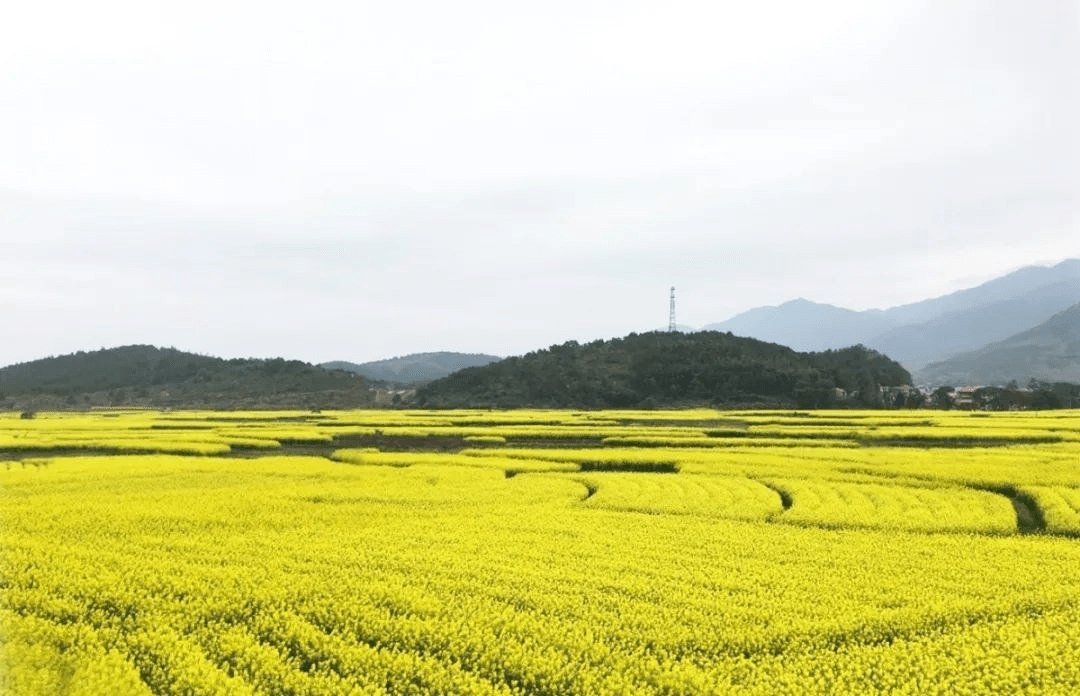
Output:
left=918, top=303, right=1080, bottom=387
left=706, top=259, right=1080, bottom=385
left=322, top=352, right=501, bottom=385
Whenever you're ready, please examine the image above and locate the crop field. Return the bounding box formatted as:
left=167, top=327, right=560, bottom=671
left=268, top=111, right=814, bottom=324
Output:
left=3, top=409, right=1080, bottom=694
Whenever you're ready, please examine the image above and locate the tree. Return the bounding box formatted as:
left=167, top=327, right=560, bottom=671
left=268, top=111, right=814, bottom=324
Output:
left=931, top=386, right=955, bottom=409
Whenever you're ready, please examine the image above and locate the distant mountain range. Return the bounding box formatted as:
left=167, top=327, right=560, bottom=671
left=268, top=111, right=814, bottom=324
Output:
left=917, top=303, right=1080, bottom=386
left=706, top=259, right=1080, bottom=385
left=321, top=352, right=502, bottom=385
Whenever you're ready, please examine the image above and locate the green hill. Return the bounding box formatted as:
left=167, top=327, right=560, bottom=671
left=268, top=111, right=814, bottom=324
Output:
left=0, top=345, right=378, bottom=410
left=414, top=331, right=912, bottom=409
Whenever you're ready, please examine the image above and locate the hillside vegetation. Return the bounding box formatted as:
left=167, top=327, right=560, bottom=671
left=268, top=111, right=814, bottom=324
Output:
left=415, top=331, right=912, bottom=409
left=0, top=345, right=377, bottom=411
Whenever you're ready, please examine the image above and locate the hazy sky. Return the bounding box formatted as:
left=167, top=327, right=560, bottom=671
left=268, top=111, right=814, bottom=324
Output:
left=2, top=1, right=1077, bottom=366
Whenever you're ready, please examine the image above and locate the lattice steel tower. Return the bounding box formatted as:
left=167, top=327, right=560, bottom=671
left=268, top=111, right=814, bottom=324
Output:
left=668, top=286, right=676, bottom=332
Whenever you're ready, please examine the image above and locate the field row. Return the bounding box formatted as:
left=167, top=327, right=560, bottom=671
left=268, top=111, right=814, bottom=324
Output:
left=5, top=454, right=1080, bottom=694
left=3, top=409, right=1080, bottom=457
left=5, top=454, right=1080, bottom=536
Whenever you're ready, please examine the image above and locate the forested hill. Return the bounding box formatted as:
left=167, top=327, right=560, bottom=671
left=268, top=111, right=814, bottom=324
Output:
left=414, top=331, right=912, bottom=408
left=0, top=345, right=377, bottom=410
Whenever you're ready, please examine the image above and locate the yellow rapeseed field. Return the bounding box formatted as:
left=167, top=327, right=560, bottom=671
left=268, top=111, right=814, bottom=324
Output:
left=3, top=409, right=1080, bottom=694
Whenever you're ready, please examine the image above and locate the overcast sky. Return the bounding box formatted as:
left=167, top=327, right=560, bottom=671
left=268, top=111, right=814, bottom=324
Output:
left=2, top=1, right=1077, bottom=366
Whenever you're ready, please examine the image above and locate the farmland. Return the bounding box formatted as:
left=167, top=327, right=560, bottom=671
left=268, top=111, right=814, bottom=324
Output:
left=3, top=409, right=1080, bottom=694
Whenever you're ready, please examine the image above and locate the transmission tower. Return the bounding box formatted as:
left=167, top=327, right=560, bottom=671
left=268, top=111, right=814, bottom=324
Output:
left=668, top=286, right=676, bottom=332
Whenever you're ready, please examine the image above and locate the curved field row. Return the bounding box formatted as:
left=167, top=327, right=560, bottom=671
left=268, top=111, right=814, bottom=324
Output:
left=460, top=443, right=1080, bottom=492
left=332, top=449, right=580, bottom=475
left=2, top=452, right=1057, bottom=537
left=831, top=444, right=1080, bottom=488
left=557, top=473, right=783, bottom=520
left=763, top=478, right=1018, bottom=534
left=1020, top=486, right=1080, bottom=535
left=6, top=409, right=1080, bottom=462
left=0, top=455, right=588, bottom=510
